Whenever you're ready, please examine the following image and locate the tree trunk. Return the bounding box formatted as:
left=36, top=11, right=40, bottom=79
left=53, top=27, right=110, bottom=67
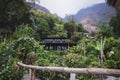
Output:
left=17, top=62, right=120, bottom=76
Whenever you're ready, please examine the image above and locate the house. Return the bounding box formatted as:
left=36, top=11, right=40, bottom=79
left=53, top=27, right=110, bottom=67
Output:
left=42, top=38, right=76, bottom=51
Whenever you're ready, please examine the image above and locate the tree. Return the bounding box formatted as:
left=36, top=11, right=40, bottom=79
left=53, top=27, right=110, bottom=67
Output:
left=105, top=0, right=120, bottom=37
left=106, top=0, right=120, bottom=16
left=109, top=16, right=120, bottom=37
left=33, top=11, right=62, bottom=39
left=0, top=0, right=31, bottom=30
left=104, top=37, right=120, bottom=69
left=76, top=24, right=85, bottom=32
left=64, top=20, right=77, bottom=38
left=50, top=24, right=67, bottom=37
left=13, top=25, right=35, bottom=38
left=36, top=18, right=50, bottom=38
left=97, top=24, right=113, bottom=38
left=0, top=23, right=45, bottom=80
left=106, top=0, right=117, bottom=6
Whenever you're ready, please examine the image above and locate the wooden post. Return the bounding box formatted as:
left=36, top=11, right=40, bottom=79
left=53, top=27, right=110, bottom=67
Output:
left=30, top=69, right=35, bottom=80
left=70, top=73, right=76, bottom=80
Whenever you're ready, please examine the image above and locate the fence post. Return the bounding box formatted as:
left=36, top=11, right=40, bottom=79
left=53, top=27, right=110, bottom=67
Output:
left=100, top=36, right=104, bottom=80
left=30, top=69, right=35, bottom=80
left=70, top=73, right=76, bottom=80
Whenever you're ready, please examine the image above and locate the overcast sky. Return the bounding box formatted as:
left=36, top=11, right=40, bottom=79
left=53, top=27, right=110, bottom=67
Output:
left=40, top=0, right=105, bottom=18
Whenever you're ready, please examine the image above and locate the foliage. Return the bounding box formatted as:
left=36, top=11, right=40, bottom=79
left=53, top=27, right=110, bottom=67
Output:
left=0, top=39, right=25, bottom=80
left=76, top=23, right=86, bottom=32
left=13, top=24, right=35, bottom=38
left=49, top=24, right=67, bottom=37
left=32, top=11, right=62, bottom=39
left=64, top=20, right=76, bottom=38
left=1, top=1, right=120, bottom=79
left=0, top=37, right=41, bottom=79
left=110, top=16, right=120, bottom=37
left=104, top=37, right=120, bottom=69
left=36, top=18, right=50, bottom=38
left=68, top=38, right=100, bottom=67
left=62, top=53, right=82, bottom=67
left=0, top=57, right=25, bottom=80
left=1, top=27, right=120, bottom=80
left=71, top=32, right=84, bottom=42
left=35, top=51, right=67, bottom=80
left=10, top=37, right=39, bottom=64
left=64, top=20, right=85, bottom=41
left=0, top=25, right=44, bottom=80
left=0, top=0, right=31, bottom=30
left=97, top=24, right=113, bottom=38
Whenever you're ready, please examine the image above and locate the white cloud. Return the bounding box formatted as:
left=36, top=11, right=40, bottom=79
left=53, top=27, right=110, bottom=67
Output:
left=40, top=0, right=105, bottom=18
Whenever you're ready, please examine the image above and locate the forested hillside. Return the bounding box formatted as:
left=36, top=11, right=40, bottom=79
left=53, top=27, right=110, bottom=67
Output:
left=0, top=0, right=120, bottom=80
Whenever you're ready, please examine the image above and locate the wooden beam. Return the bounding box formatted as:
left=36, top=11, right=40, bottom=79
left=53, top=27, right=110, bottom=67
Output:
left=17, top=62, right=120, bottom=76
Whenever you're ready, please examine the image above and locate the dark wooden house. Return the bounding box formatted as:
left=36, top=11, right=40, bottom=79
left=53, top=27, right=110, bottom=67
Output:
left=42, top=38, right=76, bottom=50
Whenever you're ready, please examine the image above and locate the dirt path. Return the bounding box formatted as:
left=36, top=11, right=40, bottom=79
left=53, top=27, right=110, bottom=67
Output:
left=22, top=74, right=40, bottom=80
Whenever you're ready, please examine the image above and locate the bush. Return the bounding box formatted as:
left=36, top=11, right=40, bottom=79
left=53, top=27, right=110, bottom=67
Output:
left=13, top=24, right=35, bottom=39
left=0, top=24, right=44, bottom=79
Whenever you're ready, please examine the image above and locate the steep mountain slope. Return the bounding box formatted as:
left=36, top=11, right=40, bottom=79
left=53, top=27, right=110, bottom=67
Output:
left=34, top=3, right=50, bottom=14
left=26, top=0, right=50, bottom=14
left=67, top=3, right=116, bottom=32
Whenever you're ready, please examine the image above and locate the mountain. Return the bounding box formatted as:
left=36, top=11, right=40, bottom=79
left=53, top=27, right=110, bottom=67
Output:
left=65, top=3, right=116, bottom=32
left=34, top=3, right=50, bottom=14
left=28, top=3, right=50, bottom=14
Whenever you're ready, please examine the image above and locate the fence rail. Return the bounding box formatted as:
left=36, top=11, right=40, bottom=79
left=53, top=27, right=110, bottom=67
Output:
left=17, top=62, right=120, bottom=80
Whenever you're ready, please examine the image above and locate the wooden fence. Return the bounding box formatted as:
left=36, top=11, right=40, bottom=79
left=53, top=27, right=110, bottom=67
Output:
left=17, top=62, right=120, bottom=80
